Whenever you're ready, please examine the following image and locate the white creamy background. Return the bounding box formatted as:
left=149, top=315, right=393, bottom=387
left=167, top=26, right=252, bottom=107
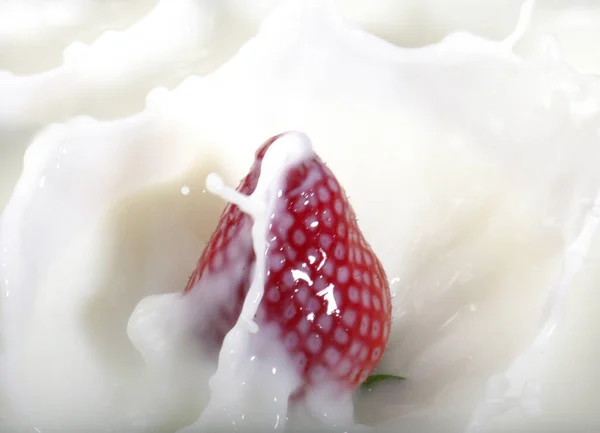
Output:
left=1, top=1, right=600, bottom=432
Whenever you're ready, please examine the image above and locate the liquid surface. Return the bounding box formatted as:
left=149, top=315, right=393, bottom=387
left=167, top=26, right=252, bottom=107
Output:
left=1, top=1, right=600, bottom=432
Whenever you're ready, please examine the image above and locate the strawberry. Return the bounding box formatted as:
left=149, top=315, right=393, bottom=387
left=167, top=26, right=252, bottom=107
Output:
left=184, top=132, right=392, bottom=392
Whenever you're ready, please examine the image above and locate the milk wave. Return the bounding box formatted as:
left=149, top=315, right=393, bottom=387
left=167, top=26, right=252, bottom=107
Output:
left=1, top=0, right=600, bottom=432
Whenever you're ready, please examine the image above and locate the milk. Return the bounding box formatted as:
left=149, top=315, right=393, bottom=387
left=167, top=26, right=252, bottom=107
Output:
left=1, top=0, right=600, bottom=432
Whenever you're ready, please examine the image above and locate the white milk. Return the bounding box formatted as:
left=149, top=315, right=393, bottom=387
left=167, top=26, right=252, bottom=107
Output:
left=1, top=0, right=600, bottom=432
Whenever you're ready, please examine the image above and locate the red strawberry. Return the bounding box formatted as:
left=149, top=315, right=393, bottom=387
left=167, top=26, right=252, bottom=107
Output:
left=185, top=132, right=392, bottom=392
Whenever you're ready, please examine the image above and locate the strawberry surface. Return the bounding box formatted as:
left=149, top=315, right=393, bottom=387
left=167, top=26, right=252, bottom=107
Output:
left=185, top=133, right=392, bottom=391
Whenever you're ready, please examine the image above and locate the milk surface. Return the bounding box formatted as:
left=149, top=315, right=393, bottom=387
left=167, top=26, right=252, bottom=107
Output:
left=1, top=1, right=600, bottom=432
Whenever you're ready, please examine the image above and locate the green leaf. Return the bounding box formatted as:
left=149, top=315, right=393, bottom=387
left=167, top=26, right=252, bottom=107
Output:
left=361, top=374, right=406, bottom=388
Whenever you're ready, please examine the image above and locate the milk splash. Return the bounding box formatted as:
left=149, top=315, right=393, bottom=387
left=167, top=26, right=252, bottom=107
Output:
left=1, top=0, right=600, bottom=432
